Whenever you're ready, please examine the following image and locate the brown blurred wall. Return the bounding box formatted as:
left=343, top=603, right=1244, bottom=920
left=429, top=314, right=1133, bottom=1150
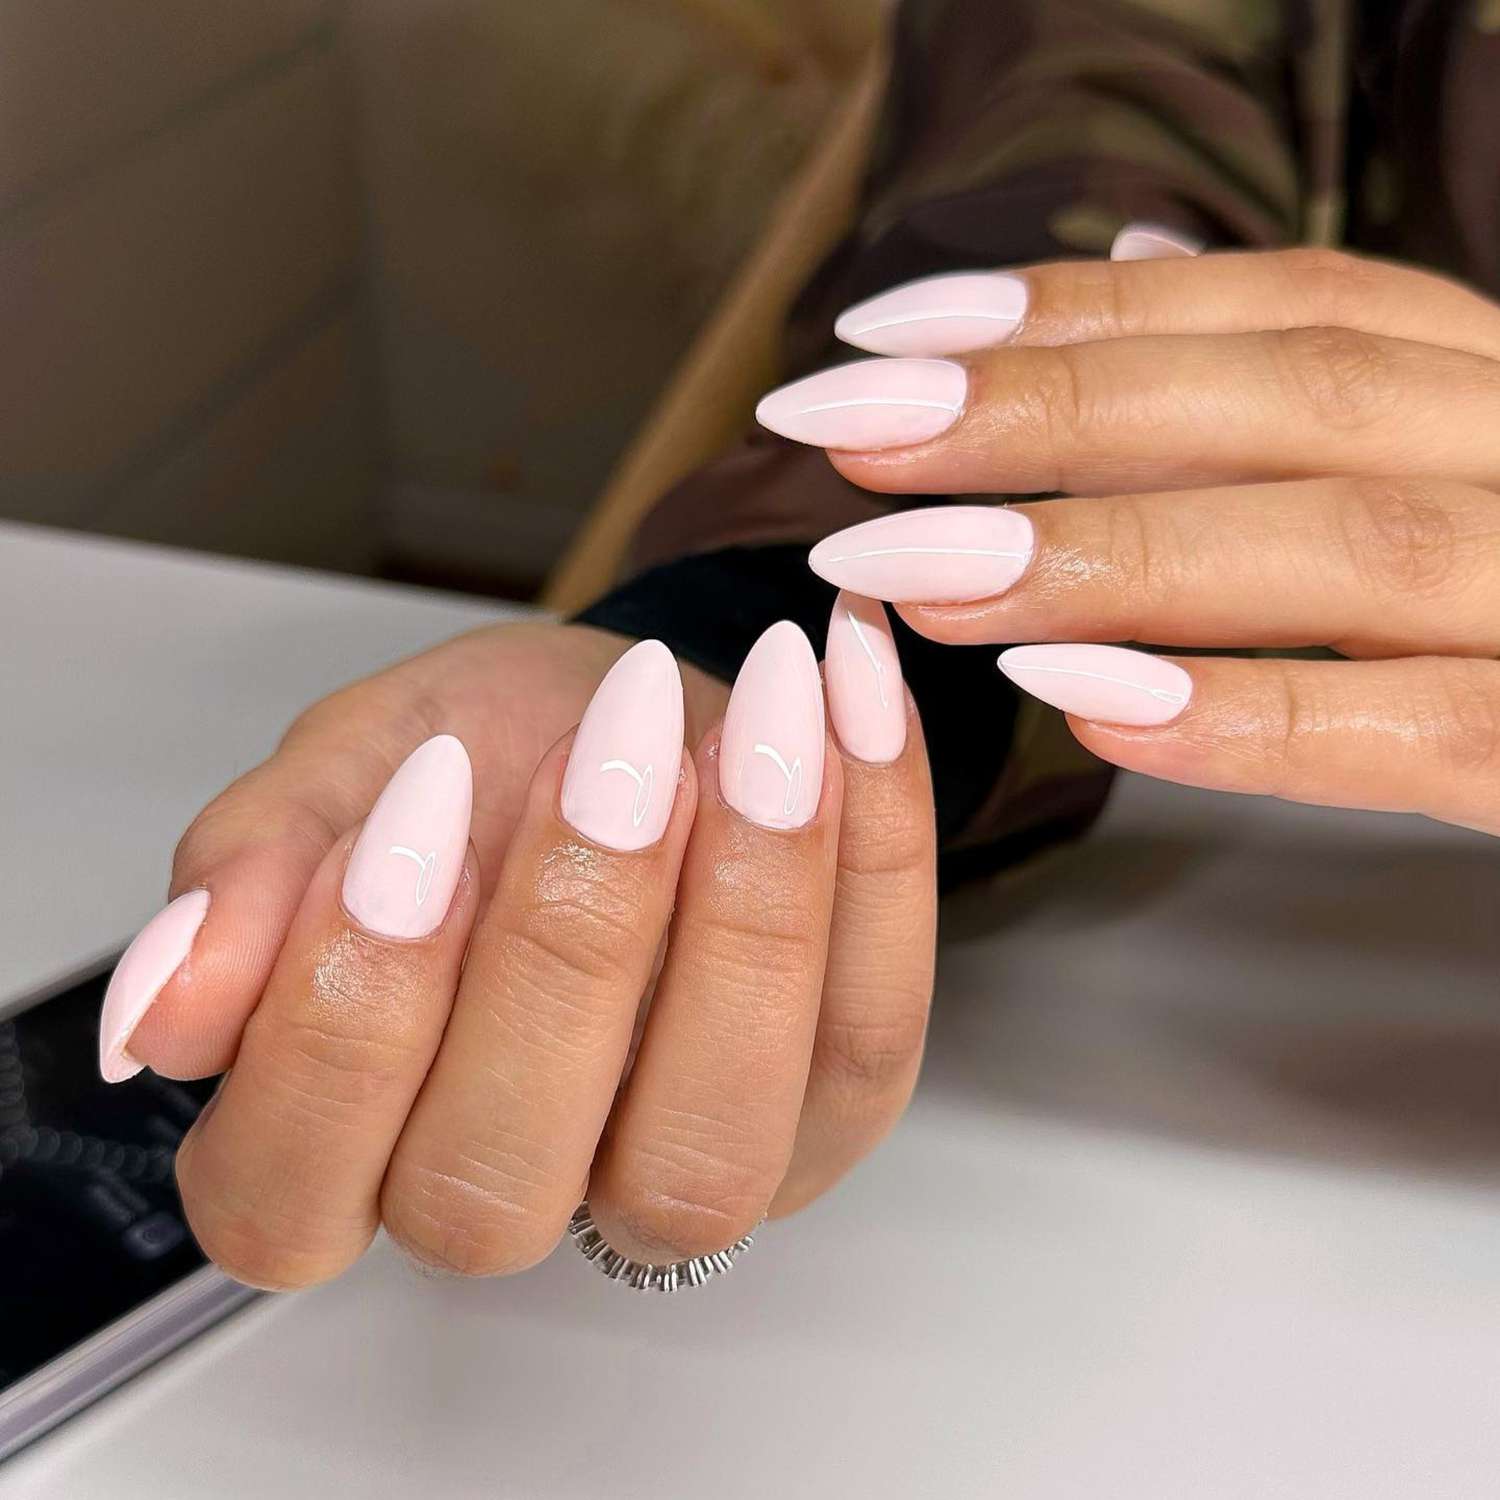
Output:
left=0, top=0, right=877, bottom=589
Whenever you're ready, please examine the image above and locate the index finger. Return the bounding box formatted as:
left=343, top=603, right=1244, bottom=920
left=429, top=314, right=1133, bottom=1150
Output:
left=833, top=248, right=1500, bottom=363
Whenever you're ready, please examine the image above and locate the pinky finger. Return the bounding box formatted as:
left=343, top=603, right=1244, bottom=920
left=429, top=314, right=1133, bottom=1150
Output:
left=997, top=643, right=1500, bottom=835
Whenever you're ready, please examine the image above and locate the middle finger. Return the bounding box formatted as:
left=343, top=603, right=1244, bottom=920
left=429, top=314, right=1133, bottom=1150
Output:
left=755, top=331, right=1500, bottom=496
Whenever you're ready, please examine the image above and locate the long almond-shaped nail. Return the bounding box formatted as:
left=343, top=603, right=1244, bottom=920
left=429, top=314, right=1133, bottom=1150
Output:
left=560, top=639, right=684, bottom=851
left=826, top=592, right=906, bottom=764
left=997, top=644, right=1192, bottom=726
left=1110, top=221, right=1203, bottom=260
left=342, top=734, right=473, bottom=939
left=834, top=272, right=1028, bottom=356
left=755, top=358, right=966, bottom=451
left=719, top=621, right=825, bottom=829
left=99, top=889, right=211, bottom=1083
left=809, top=505, right=1034, bottom=603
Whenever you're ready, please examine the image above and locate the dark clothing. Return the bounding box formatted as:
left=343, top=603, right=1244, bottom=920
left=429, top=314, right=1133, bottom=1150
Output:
left=582, top=0, right=1500, bottom=877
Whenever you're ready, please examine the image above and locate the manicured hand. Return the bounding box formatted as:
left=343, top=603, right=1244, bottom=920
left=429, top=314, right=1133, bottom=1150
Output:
left=762, top=244, right=1500, bottom=834
left=100, top=614, right=936, bottom=1287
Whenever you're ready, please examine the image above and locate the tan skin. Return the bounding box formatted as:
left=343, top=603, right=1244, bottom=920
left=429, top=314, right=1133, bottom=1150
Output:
left=826, top=249, right=1500, bottom=834
left=153, top=246, right=1497, bottom=1289
left=138, top=622, right=937, bottom=1286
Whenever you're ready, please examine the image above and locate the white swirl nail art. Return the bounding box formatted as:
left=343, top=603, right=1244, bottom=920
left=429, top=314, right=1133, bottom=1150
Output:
left=388, top=845, right=438, bottom=907
left=753, top=743, right=804, bottom=818
left=599, top=759, right=655, bottom=829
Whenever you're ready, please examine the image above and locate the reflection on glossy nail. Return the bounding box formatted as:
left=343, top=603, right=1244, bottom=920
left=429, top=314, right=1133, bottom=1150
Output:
left=809, top=505, right=1034, bottom=603
left=826, top=592, right=906, bottom=764
left=997, top=643, right=1192, bottom=726
left=755, top=359, right=967, bottom=451
left=835, top=273, right=1028, bottom=356
left=560, top=640, right=684, bottom=851
left=99, top=888, right=210, bottom=1083
left=719, top=621, right=825, bottom=829
left=342, top=735, right=473, bottom=939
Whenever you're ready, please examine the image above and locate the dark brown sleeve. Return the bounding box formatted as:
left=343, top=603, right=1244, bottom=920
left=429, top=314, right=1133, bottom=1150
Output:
left=583, top=0, right=1310, bottom=875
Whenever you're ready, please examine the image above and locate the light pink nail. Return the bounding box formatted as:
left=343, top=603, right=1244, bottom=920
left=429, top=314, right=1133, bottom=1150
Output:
left=997, top=644, right=1192, bottom=726
left=1110, top=222, right=1203, bottom=260
left=834, top=272, right=1028, bottom=356
left=719, top=621, right=826, bottom=829
left=808, top=505, right=1034, bottom=603
left=826, top=592, right=906, bottom=765
left=342, top=734, right=473, bottom=939
left=755, top=358, right=967, bottom=451
left=560, top=639, right=684, bottom=851
left=99, top=888, right=211, bottom=1083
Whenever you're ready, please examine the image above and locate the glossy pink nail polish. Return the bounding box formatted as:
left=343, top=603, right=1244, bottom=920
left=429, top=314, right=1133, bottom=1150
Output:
left=997, top=644, right=1192, bottom=726
left=99, top=888, right=210, bottom=1083
left=826, top=592, right=906, bottom=765
left=560, top=639, right=684, bottom=851
left=834, top=272, right=1028, bottom=356
left=342, top=734, right=473, bottom=939
left=719, top=621, right=826, bottom=829
left=755, top=358, right=967, bottom=451
left=1110, top=222, right=1203, bottom=260
left=808, top=505, right=1034, bottom=603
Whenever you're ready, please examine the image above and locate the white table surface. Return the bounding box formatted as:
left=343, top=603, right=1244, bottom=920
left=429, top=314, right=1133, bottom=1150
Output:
left=3, top=520, right=1500, bottom=1499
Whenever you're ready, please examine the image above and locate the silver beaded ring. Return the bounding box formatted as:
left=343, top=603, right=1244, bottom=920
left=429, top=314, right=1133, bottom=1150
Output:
left=567, top=1202, right=758, bottom=1293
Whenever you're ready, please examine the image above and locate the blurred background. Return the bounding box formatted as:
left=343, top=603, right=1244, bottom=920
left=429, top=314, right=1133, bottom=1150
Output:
left=0, top=0, right=881, bottom=599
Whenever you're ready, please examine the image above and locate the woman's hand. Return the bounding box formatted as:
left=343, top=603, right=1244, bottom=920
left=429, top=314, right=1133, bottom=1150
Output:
left=102, top=613, right=936, bottom=1287
left=757, top=247, right=1500, bottom=834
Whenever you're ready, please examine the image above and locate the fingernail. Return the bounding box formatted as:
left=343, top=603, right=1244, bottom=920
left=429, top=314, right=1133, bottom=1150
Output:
left=99, top=888, right=210, bottom=1083
left=834, top=272, right=1027, bottom=356
left=719, top=621, right=825, bottom=829
left=1110, top=222, right=1203, bottom=260
left=808, top=505, right=1033, bottom=603
left=342, top=734, right=473, bottom=939
left=755, top=358, right=967, bottom=451
left=560, top=639, right=684, bottom=851
left=825, top=592, right=906, bottom=764
left=997, top=644, right=1192, bottom=726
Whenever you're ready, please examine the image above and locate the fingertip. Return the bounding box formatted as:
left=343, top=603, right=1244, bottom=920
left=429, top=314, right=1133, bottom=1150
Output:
left=124, top=842, right=311, bottom=1079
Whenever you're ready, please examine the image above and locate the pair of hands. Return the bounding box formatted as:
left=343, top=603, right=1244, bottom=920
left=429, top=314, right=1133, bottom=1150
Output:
left=112, top=243, right=1500, bottom=1289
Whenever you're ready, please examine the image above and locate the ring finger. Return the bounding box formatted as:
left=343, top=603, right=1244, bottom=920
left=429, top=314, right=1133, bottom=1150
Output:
left=806, top=479, right=1500, bottom=661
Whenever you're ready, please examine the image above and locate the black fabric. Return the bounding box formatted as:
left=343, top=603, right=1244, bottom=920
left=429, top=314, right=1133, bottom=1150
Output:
left=575, top=543, right=1016, bottom=850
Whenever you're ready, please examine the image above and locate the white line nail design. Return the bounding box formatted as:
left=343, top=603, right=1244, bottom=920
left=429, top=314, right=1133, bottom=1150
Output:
left=388, top=845, right=438, bottom=906
left=753, top=743, right=803, bottom=818
left=845, top=605, right=889, bottom=708
left=599, top=759, right=654, bottom=829
left=1006, top=664, right=1188, bottom=705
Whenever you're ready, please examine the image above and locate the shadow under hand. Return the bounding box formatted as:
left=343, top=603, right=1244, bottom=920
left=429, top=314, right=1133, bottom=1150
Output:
left=925, top=794, right=1500, bottom=1188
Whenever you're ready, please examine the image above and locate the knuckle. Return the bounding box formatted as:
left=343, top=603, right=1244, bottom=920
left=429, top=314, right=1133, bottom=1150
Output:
left=1278, top=247, right=1385, bottom=322
left=1334, top=479, right=1462, bottom=602
left=605, top=1105, right=782, bottom=1260
left=814, top=998, right=930, bottom=1095
left=836, top=803, right=933, bottom=881
left=1265, top=661, right=1333, bottom=792
left=1428, top=661, right=1500, bottom=781
left=1104, top=493, right=1180, bottom=612
left=605, top=1162, right=770, bottom=1262
left=1276, top=325, right=1399, bottom=432
left=177, top=1152, right=356, bottom=1291
left=693, top=907, right=825, bottom=989
left=382, top=1163, right=568, bottom=1278
left=508, top=893, right=649, bottom=994
left=1034, top=346, right=1092, bottom=458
